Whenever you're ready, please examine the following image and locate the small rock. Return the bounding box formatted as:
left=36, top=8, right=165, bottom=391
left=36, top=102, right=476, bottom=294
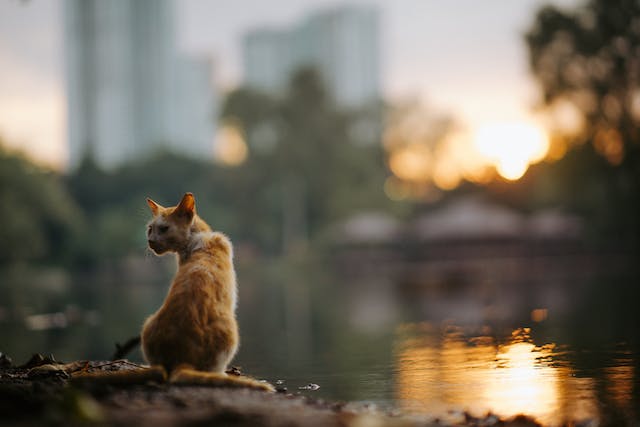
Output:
left=298, top=383, right=320, bottom=391
left=27, top=363, right=70, bottom=379
left=0, top=352, right=13, bottom=368
left=21, top=353, right=45, bottom=369
left=504, top=414, right=542, bottom=427
left=226, top=366, right=242, bottom=376
left=480, top=414, right=499, bottom=426
left=20, top=353, right=60, bottom=369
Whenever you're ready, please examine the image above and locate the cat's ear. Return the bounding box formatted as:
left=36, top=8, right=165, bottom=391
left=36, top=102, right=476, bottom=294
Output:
left=174, top=192, right=195, bottom=221
left=146, top=198, right=162, bottom=216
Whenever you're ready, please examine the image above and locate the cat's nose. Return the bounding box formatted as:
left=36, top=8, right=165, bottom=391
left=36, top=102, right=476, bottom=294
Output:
left=148, top=239, right=157, bottom=246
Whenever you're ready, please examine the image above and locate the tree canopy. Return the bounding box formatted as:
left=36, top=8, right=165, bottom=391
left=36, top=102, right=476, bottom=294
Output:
left=526, top=0, right=640, bottom=248
left=0, top=147, right=83, bottom=265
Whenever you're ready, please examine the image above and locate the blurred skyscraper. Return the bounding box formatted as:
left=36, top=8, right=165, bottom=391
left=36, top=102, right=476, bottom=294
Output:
left=64, top=0, right=216, bottom=170
left=243, top=5, right=380, bottom=108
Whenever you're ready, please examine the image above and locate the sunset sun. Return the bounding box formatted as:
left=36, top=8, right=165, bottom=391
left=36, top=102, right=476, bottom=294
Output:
left=474, top=122, right=549, bottom=181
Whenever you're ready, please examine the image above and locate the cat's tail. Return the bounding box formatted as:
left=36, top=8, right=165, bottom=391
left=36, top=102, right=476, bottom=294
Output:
left=170, top=367, right=274, bottom=392
left=69, top=364, right=274, bottom=392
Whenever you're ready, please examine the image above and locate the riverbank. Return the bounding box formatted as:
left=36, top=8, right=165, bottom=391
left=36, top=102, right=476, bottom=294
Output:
left=0, top=356, right=543, bottom=427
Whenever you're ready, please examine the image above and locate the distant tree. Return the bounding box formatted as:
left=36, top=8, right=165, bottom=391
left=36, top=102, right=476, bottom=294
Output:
left=67, top=151, right=222, bottom=262
left=220, top=68, right=392, bottom=253
left=526, top=0, right=640, bottom=248
left=61, top=69, right=393, bottom=260
left=0, top=148, right=83, bottom=265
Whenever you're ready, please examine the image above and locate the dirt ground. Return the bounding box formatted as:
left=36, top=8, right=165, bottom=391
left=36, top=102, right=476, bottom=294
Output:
left=0, top=355, right=543, bottom=427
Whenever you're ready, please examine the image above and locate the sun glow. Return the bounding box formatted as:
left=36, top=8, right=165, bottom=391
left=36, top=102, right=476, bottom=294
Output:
left=384, top=112, right=553, bottom=198
left=474, top=122, right=550, bottom=180
left=388, top=144, right=432, bottom=182
left=214, top=122, right=248, bottom=166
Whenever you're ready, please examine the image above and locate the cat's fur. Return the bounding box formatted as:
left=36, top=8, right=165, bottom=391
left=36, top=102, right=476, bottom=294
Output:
left=142, top=193, right=237, bottom=372
left=72, top=193, right=272, bottom=391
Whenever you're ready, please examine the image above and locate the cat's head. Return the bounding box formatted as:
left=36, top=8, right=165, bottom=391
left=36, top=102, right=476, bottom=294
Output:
left=145, top=192, right=197, bottom=255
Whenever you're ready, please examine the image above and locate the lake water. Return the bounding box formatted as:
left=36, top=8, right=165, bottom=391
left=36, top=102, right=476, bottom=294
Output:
left=394, top=324, right=637, bottom=426
left=235, top=323, right=637, bottom=427
left=1, top=256, right=639, bottom=426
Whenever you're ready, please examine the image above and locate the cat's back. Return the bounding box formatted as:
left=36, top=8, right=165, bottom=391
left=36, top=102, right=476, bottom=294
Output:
left=198, top=230, right=233, bottom=259
left=170, top=231, right=236, bottom=306
left=142, top=193, right=241, bottom=373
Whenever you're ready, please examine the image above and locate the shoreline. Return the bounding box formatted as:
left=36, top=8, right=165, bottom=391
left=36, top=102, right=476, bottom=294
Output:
left=0, top=357, right=547, bottom=427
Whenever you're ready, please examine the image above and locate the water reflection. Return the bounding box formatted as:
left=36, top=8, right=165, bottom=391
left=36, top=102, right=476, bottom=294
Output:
left=487, top=341, right=559, bottom=420
left=2, top=262, right=639, bottom=426
left=394, top=325, right=623, bottom=426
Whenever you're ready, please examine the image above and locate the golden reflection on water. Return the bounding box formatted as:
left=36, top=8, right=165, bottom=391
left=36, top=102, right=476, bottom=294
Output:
left=487, top=342, right=558, bottom=417
left=395, top=325, right=602, bottom=426
left=605, top=365, right=634, bottom=410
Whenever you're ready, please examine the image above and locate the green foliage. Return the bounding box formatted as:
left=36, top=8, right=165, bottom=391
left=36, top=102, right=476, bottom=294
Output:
left=66, top=152, right=221, bottom=263
left=0, top=67, right=395, bottom=268
left=220, top=68, right=393, bottom=252
left=55, top=68, right=394, bottom=263
left=0, top=148, right=83, bottom=265
left=526, top=0, right=640, bottom=249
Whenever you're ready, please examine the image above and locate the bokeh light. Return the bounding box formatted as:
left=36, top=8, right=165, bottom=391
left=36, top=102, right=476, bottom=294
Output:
left=384, top=110, right=551, bottom=194
left=474, top=122, right=550, bottom=181
left=214, top=121, right=248, bottom=166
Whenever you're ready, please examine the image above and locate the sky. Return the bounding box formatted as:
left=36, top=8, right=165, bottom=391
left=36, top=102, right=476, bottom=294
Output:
left=0, top=0, right=580, bottom=169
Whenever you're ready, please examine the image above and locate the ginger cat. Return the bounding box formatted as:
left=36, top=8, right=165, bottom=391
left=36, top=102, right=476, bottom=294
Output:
left=73, top=193, right=272, bottom=391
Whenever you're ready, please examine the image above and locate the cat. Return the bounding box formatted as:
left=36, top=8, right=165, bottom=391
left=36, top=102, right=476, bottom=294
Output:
left=72, top=193, right=273, bottom=391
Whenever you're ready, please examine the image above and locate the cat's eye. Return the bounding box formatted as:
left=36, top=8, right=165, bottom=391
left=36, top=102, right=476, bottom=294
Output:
left=158, top=225, right=170, bottom=234
left=147, top=225, right=152, bottom=235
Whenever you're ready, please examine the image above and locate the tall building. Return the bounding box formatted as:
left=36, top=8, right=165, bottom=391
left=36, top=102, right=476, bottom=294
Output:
left=242, top=5, right=380, bottom=108
left=64, top=0, right=216, bottom=170
left=170, top=56, right=217, bottom=158
left=243, top=28, right=293, bottom=95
